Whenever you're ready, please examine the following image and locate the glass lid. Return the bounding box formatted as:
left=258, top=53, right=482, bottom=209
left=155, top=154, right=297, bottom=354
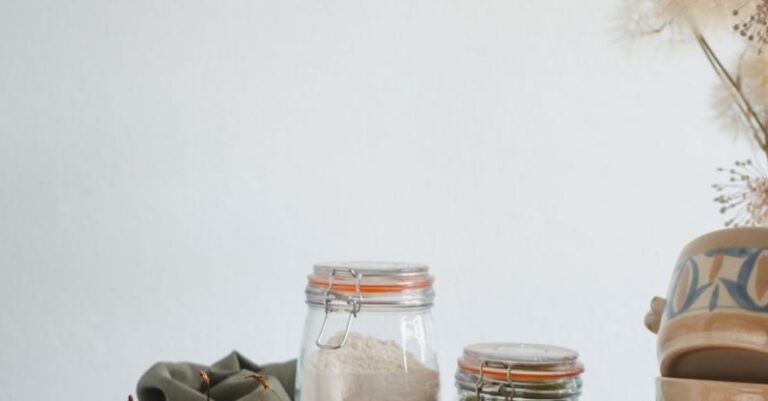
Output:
left=308, top=261, right=433, bottom=292
left=458, top=343, right=584, bottom=381
left=305, top=261, right=435, bottom=308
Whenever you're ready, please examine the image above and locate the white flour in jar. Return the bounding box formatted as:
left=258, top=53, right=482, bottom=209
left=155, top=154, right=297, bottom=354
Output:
left=300, top=333, right=439, bottom=401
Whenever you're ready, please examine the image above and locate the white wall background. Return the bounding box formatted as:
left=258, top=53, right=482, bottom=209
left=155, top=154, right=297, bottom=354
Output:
left=0, top=1, right=757, bottom=400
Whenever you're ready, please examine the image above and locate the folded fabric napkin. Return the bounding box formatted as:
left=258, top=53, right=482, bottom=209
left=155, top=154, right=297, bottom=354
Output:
left=136, top=352, right=296, bottom=401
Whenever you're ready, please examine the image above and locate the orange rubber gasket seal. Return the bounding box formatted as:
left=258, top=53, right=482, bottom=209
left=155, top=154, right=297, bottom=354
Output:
left=457, top=361, right=584, bottom=382
left=307, top=278, right=433, bottom=293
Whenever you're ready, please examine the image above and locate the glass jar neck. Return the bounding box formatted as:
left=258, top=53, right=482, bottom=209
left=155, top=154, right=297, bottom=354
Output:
left=305, top=286, right=435, bottom=310
left=455, top=369, right=582, bottom=400
left=456, top=387, right=581, bottom=401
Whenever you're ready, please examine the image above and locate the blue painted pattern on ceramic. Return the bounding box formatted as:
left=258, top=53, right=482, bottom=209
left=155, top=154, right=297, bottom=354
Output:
left=665, top=247, right=768, bottom=320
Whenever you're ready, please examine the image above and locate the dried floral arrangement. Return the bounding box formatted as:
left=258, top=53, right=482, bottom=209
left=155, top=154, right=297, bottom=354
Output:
left=626, top=0, right=768, bottom=226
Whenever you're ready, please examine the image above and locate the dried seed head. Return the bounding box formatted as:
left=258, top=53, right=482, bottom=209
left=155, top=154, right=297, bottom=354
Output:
left=714, top=159, right=768, bottom=227
left=732, top=0, right=768, bottom=47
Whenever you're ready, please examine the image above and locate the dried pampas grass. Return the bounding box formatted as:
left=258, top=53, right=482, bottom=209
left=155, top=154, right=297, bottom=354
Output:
left=626, top=0, right=768, bottom=153
left=712, top=80, right=753, bottom=139
left=709, top=50, right=768, bottom=148
left=741, top=52, right=768, bottom=109
left=660, top=0, right=744, bottom=32
left=624, top=0, right=744, bottom=37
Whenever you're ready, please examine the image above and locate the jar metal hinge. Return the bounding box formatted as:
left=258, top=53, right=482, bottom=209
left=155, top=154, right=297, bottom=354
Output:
left=314, top=268, right=362, bottom=350
left=476, top=361, right=515, bottom=401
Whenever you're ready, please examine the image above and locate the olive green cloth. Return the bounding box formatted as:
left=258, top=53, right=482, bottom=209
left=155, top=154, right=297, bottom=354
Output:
left=137, top=352, right=296, bottom=401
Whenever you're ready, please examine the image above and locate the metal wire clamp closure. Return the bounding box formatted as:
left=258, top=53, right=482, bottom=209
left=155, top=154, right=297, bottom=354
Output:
left=314, top=268, right=362, bottom=350
left=476, top=360, right=515, bottom=401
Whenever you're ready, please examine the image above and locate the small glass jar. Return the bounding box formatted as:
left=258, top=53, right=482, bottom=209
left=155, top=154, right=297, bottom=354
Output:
left=296, top=262, right=440, bottom=401
left=455, top=343, right=584, bottom=401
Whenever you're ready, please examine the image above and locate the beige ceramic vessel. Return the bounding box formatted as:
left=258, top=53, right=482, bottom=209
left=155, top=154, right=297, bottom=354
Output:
left=647, top=227, right=768, bottom=383
left=657, top=377, right=768, bottom=401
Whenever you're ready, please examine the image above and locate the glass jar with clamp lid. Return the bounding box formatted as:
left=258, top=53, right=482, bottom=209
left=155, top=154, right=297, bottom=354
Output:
left=296, top=261, right=440, bottom=401
left=455, top=343, right=584, bottom=401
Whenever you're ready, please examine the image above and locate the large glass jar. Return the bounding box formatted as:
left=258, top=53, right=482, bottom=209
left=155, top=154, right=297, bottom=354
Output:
left=296, top=262, right=440, bottom=401
left=455, top=343, right=583, bottom=401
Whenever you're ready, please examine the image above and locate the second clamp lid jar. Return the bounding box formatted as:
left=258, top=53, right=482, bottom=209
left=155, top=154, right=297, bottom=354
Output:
left=455, top=343, right=584, bottom=401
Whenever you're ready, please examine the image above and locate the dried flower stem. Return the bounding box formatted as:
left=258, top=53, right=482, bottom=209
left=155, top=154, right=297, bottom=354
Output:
left=244, top=374, right=287, bottom=401
left=694, top=31, right=768, bottom=158
left=199, top=370, right=211, bottom=401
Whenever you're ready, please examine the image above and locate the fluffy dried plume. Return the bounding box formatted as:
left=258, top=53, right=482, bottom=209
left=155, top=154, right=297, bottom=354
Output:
left=741, top=51, right=768, bottom=109
left=624, top=0, right=745, bottom=37
left=710, top=50, right=768, bottom=148
left=712, top=80, right=752, bottom=138
left=663, top=0, right=744, bottom=31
